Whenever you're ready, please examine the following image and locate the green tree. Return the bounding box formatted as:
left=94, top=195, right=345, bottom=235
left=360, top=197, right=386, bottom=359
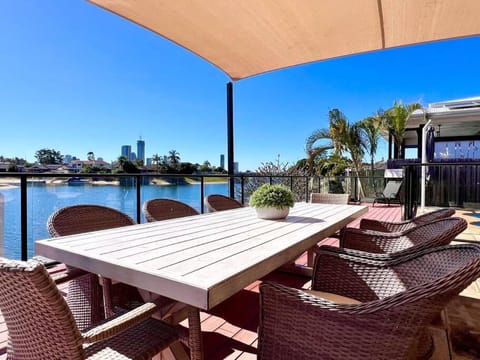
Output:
left=35, top=148, right=63, bottom=164
left=168, top=150, right=181, bottom=168
left=306, top=109, right=366, bottom=196
left=151, top=154, right=161, bottom=172
left=87, top=151, right=95, bottom=161
left=199, top=160, right=212, bottom=172
left=382, top=100, right=422, bottom=159
left=358, top=114, right=382, bottom=174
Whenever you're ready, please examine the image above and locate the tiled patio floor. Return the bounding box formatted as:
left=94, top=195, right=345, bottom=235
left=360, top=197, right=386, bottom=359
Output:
left=2, top=203, right=480, bottom=359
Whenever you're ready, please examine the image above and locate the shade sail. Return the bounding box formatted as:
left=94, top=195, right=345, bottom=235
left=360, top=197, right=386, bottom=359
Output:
left=88, top=0, right=480, bottom=80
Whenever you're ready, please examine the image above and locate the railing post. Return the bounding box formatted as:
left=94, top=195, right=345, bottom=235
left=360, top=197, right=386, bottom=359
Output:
left=200, top=177, right=205, bottom=213
left=21, top=175, right=28, bottom=260
left=305, top=176, right=309, bottom=202
left=241, top=176, right=245, bottom=205
left=136, top=175, right=141, bottom=223
left=403, top=165, right=414, bottom=220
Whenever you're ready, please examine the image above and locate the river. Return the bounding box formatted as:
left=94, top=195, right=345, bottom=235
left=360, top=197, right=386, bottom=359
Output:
left=0, top=182, right=229, bottom=259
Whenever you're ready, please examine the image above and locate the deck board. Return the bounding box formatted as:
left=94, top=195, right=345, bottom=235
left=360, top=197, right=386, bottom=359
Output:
left=3, top=203, right=480, bottom=359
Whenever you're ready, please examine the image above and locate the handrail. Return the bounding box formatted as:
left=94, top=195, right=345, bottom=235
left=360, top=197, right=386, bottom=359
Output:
left=0, top=172, right=380, bottom=260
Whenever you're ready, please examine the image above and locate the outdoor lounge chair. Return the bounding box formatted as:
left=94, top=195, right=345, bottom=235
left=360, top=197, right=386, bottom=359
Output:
left=0, top=257, right=188, bottom=360
left=46, top=204, right=142, bottom=329
left=143, top=198, right=199, bottom=222
left=360, top=207, right=455, bottom=232
left=205, top=194, right=242, bottom=212
left=258, top=244, right=480, bottom=360
left=373, top=180, right=402, bottom=206
left=339, top=216, right=467, bottom=256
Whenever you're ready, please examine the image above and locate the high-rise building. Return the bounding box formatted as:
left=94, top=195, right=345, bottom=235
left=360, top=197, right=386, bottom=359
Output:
left=137, top=138, right=145, bottom=164
left=234, top=162, right=239, bottom=174
left=220, top=154, right=225, bottom=169
left=121, top=145, right=131, bottom=159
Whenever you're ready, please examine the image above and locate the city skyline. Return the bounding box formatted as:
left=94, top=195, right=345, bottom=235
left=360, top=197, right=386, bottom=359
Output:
left=1, top=2, right=480, bottom=171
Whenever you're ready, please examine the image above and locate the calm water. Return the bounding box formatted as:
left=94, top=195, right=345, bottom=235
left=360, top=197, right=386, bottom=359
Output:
left=0, top=182, right=229, bottom=259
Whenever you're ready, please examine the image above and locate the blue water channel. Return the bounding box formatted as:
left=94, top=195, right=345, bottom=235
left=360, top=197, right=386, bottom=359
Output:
left=0, top=182, right=229, bottom=259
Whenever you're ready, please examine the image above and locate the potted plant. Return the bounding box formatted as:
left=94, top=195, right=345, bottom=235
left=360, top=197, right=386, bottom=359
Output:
left=249, top=184, right=294, bottom=219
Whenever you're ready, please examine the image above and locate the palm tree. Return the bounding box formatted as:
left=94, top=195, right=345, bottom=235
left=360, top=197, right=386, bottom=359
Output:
left=305, top=130, right=333, bottom=176
left=382, top=101, right=422, bottom=159
left=358, top=114, right=382, bottom=174
left=152, top=154, right=161, bottom=172
left=167, top=150, right=181, bottom=168
left=87, top=152, right=95, bottom=161
left=306, top=109, right=366, bottom=197
left=117, top=155, right=127, bottom=171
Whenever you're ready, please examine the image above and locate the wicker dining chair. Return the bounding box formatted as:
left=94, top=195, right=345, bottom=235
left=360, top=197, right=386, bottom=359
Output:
left=339, top=216, right=467, bottom=256
left=205, top=194, right=242, bottom=212
left=258, top=244, right=480, bottom=360
left=46, top=204, right=142, bottom=329
left=360, top=207, right=455, bottom=232
left=310, top=192, right=350, bottom=204
left=0, top=257, right=188, bottom=360
left=143, top=198, right=199, bottom=222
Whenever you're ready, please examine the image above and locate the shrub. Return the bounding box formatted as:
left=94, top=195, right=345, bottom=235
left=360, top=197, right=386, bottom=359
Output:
left=249, top=184, right=294, bottom=209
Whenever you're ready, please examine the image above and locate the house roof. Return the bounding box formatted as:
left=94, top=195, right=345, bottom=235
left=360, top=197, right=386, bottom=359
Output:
left=88, top=0, right=480, bottom=81
left=404, top=96, right=480, bottom=146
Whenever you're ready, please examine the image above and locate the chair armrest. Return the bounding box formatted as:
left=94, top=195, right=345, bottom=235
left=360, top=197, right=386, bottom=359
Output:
left=359, top=218, right=413, bottom=232
left=81, top=301, right=158, bottom=343
left=340, top=227, right=405, bottom=253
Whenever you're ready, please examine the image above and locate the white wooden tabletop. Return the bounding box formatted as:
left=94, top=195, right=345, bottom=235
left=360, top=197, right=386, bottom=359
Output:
left=36, top=202, right=367, bottom=310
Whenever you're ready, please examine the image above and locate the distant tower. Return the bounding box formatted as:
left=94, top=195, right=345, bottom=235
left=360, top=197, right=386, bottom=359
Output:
left=220, top=154, right=225, bottom=169
left=234, top=162, right=239, bottom=174
left=121, top=145, right=131, bottom=159
left=137, top=138, right=145, bottom=164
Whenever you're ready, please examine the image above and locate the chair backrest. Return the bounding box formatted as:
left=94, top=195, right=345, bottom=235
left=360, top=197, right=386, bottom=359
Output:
left=259, top=244, right=480, bottom=360
left=313, top=244, right=480, bottom=358
left=205, top=194, right=242, bottom=212
left=382, top=180, right=402, bottom=199
left=342, top=216, right=467, bottom=254
left=47, top=204, right=136, bottom=237
left=0, top=258, right=85, bottom=359
left=143, top=198, right=199, bottom=222
left=310, top=193, right=349, bottom=204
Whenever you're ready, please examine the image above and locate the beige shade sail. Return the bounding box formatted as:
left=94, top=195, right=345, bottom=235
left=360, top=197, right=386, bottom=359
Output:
left=88, top=0, right=480, bottom=80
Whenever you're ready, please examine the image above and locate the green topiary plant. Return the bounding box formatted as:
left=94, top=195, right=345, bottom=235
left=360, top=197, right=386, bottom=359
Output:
left=249, top=184, right=294, bottom=209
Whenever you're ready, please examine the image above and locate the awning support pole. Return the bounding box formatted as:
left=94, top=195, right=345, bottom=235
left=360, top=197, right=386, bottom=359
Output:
left=227, top=82, right=235, bottom=198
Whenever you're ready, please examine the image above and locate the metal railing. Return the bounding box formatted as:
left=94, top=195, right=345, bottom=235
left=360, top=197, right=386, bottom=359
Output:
left=402, top=161, right=480, bottom=219
left=1, top=172, right=391, bottom=260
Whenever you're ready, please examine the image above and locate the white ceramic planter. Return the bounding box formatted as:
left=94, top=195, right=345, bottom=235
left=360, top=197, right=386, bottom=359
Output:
left=255, top=207, right=290, bottom=219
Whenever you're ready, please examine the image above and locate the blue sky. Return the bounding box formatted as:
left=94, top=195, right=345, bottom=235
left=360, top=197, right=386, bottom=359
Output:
left=2, top=1, right=480, bottom=171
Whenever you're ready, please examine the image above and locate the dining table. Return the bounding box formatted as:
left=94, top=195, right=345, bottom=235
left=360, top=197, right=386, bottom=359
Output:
left=36, top=201, right=368, bottom=359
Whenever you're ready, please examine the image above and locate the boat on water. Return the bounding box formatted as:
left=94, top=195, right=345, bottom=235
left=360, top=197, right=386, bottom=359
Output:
left=68, top=177, right=90, bottom=185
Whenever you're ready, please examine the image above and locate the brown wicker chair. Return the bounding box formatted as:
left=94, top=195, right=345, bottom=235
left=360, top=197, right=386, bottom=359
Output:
left=205, top=194, right=242, bottom=212
left=46, top=204, right=142, bottom=329
left=340, top=216, right=467, bottom=256
left=258, top=244, right=480, bottom=360
left=143, top=198, right=199, bottom=222
left=360, top=207, right=455, bottom=232
left=310, top=192, right=350, bottom=204
left=0, top=257, right=188, bottom=360
left=310, top=192, right=351, bottom=240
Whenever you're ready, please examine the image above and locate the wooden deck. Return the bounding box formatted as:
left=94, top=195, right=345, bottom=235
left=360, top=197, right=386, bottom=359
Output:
left=1, top=203, right=480, bottom=359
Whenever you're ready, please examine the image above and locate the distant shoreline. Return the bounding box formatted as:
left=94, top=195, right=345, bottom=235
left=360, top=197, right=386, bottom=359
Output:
left=0, top=176, right=229, bottom=188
